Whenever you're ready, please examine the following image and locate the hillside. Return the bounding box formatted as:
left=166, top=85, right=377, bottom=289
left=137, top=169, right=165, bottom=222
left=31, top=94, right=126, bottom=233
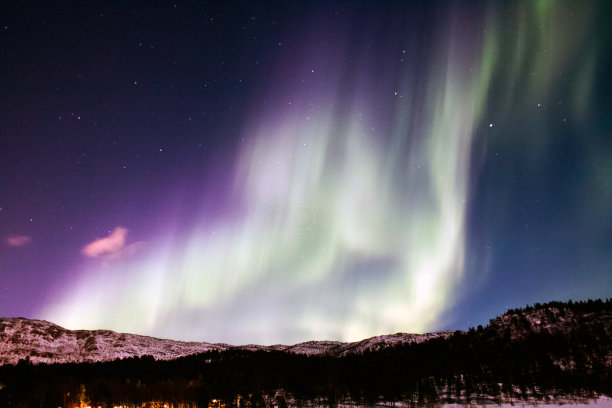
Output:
left=487, top=300, right=612, bottom=341
left=0, top=317, right=450, bottom=365
left=0, top=318, right=226, bottom=365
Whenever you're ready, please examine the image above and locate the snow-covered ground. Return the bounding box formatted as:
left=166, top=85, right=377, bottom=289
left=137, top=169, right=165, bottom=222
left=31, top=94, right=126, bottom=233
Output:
left=440, top=395, right=612, bottom=407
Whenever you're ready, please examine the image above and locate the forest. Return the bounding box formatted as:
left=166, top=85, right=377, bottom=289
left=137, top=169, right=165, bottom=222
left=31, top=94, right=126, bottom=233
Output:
left=0, top=299, right=610, bottom=407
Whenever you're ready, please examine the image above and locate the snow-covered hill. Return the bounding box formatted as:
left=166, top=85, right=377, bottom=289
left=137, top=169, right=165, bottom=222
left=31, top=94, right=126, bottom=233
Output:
left=0, top=317, right=452, bottom=365
left=0, top=317, right=229, bottom=365
left=486, top=302, right=612, bottom=342
left=253, top=331, right=452, bottom=356
left=6, top=301, right=607, bottom=366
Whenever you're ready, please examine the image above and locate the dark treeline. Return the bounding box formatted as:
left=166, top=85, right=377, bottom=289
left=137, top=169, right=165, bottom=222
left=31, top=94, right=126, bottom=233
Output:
left=505, top=298, right=610, bottom=317
left=0, top=299, right=610, bottom=407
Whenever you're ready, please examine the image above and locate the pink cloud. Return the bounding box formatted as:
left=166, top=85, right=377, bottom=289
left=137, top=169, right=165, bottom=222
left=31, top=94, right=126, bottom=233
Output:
left=6, top=235, right=32, bottom=247
left=82, top=227, right=128, bottom=257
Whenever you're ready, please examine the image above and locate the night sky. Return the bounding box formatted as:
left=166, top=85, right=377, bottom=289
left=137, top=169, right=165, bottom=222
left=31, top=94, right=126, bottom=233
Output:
left=1, top=1, right=611, bottom=345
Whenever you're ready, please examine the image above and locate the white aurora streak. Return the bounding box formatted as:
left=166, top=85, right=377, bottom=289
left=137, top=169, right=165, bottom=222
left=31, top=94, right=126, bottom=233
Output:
left=43, top=3, right=594, bottom=344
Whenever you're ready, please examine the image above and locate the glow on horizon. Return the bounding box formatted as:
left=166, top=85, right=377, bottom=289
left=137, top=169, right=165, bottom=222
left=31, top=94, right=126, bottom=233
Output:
left=42, top=2, right=596, bottom=344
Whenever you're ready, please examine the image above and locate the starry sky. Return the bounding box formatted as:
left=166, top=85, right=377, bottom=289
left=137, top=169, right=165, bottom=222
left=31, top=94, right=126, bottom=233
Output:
left=1, top=1, right=611, bottom=345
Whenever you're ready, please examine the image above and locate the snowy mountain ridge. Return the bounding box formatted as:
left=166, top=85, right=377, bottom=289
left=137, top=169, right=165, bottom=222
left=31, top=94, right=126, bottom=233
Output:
left=4, top=301, right=608, bottom=366
left=0, top=317, right=452, bottom=365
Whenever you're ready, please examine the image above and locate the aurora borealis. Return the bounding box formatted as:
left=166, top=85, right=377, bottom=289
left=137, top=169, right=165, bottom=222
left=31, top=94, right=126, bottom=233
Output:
left=1, top=1, right=611, bottom=345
